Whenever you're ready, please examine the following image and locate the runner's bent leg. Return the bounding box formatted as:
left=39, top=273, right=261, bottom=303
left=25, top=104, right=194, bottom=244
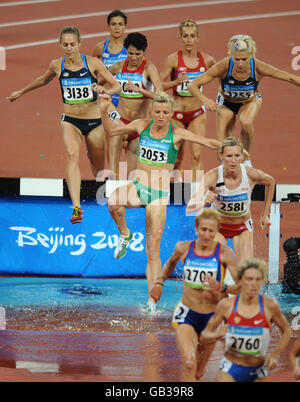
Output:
left=175, top=324, right=199, bottom=382
left=216, top=105, right=236, bottom=143
left=61, top=122, right=82, bottom=208
left=127, top=137, right=139, bottom=178
left=108, top=182, right=142, bottom=235
left=85, top=125, right=106, bottom=177
left=196, top=339, right=216, bottom=379
left=188, top=113, right=207, bottom=180
left=232, top=229, right=254, bottom=263
left=145, top=203, right=167, bottom=303
left=238, top=98, right=262, bottom=154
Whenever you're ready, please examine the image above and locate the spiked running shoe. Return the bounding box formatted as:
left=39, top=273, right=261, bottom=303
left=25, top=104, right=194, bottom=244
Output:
left=114, top=230, right=133, bottom=259
left=70, top=206, right=83, bottom=224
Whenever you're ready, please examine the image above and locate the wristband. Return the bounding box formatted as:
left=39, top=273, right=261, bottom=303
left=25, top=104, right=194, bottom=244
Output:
left=221, top=283, right=228, bottom=293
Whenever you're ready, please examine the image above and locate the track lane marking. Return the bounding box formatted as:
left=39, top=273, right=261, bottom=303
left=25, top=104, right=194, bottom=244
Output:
left=4, top=10, right=300, bottom=50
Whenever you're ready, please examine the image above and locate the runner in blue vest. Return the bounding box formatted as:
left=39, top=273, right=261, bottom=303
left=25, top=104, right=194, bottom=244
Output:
left=93, top=10, right=128, bottom=108
left=151, top=208, right=238, bottom=381
left=188, top=34, right=300, bottom=166
left=7, top=26, right=121, bottom=223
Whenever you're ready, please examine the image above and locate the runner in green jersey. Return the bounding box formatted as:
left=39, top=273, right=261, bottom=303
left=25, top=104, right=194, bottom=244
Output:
left=99, top=90, right=221, bottom=314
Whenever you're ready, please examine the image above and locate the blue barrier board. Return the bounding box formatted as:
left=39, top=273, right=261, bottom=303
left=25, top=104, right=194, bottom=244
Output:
left=0, top=197, right=197, bottom=277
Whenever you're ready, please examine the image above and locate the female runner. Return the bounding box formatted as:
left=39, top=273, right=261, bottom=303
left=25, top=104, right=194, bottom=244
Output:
left=160, top=20, right=216, bottom=181
left=8, top=26, right=120, bottom=223
left=99, top=91, right=221, bottom=313
left=188, top=34, right=300, bottom=166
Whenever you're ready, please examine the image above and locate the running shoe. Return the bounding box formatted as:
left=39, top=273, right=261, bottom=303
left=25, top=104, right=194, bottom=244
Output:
left=114, top=230, right=133, bottom=259
left=144, top=301, right=157, bottom=315
left=70, top=206, right=83, bottom=224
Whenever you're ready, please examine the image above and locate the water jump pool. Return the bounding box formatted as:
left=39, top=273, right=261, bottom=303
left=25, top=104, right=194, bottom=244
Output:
left=0, top=276, right=298, bottom=382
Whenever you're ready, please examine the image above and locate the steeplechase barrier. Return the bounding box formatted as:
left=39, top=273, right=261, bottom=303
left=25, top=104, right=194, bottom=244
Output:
left=0, top=178, right=298, bottom=283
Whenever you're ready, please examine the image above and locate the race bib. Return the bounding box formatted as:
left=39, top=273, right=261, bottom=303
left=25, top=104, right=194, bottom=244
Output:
left=183, top=259, right=218, bottom=289
left=226, top=325, right=264, bottom=356
left=223, top=84, right=255, bottom=100
left=117, top=72, right=143, bottom=98
left=62, top=77, right=93, bottom=104
left=176, top=72, right=202, bottom=96
left=172, top=303, right=189, bottom=324
left=139, top=138, right=170, bottom=166
left=217, top=193, right=249, bottom=217
left=108, top=110, right=121, bottom=120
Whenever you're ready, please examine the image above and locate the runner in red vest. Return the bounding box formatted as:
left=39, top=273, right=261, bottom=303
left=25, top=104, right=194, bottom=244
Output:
left=160, top=20, right=216, bottom=181
left=201, top=258, right=291, bottom=382
left=103, top=32, right=162, bottom=179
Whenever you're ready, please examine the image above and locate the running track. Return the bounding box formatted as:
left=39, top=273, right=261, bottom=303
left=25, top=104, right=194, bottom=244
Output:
left=1, top=0, right=299, bottom=183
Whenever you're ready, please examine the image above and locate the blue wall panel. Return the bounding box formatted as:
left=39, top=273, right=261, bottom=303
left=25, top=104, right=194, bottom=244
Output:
left=0, top=197, right=196, bottom=277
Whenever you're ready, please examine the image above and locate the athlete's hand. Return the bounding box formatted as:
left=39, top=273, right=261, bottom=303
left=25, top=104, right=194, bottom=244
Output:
left=216, top=323, right=229, bottom=340
left=293, top=363, right=300, bottom=380
left=204, top=274, right=219, bottom=290
left=7, top=89, right=23, bottom=102
left=99, top=93, right=111, bottom=111
left=204, top=191, right=217, bottom=206
left=202, top=96, right=218, bottom=111
left=125, top=79, right=140, bottom=93
left=260, top=215, right=271, bottom=231
left=242, top=150, right=250, bottom=162
left=177, top=72, right=189, bottom=85
left=201, top=323, right=229, bottom=344
left=150, top=283, right=163, bottom=303
left=92, top=83, right=106, bottom=95
left=264, top=354, right=278, bottom=371
left=203, top=275, right=224, bottom=298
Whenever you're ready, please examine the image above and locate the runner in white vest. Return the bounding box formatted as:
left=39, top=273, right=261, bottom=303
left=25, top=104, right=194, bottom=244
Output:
left=186, top=136, right=275, bottom=263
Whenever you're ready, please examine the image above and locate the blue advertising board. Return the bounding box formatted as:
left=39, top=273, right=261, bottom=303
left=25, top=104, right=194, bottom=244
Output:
left=0, top=196, right=197, bottom=277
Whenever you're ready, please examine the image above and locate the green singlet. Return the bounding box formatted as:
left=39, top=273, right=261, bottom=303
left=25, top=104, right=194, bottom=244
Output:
left=133, top=121, right=178, bottom=205
left=138, top=121, right=178, bottom=167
